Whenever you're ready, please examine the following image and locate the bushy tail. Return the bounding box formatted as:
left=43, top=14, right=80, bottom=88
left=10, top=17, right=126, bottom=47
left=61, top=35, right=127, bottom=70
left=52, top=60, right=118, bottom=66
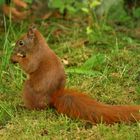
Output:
left=51, top=89, right=140, bottom=124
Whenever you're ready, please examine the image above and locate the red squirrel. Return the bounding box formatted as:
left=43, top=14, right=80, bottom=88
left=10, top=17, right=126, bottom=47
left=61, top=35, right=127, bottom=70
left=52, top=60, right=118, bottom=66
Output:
left=11, top=25, right=140, bottom=124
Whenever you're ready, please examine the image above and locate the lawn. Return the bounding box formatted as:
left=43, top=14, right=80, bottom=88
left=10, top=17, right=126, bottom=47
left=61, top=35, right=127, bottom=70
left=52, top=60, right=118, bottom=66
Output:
left=0, top=7, right=140, bottom=140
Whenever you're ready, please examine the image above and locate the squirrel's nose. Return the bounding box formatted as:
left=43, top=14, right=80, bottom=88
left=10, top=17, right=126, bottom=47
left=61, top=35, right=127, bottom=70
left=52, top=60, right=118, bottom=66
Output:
left=10, top=55, right=18, bottom=64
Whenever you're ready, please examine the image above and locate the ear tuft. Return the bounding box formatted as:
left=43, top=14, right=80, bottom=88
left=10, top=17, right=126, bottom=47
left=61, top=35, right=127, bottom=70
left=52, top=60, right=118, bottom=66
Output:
left=29, top=23, right=36, bottom=31
left=27, top=24, right=36, bottom=39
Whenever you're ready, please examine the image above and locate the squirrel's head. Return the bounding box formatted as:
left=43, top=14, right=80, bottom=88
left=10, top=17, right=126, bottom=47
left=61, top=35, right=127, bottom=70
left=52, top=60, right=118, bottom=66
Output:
left=11, top=24, right=38, bottom=64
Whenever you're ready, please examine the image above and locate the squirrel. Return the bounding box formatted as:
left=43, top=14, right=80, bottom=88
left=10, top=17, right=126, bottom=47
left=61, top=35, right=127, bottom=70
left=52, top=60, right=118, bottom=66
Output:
left=11, top=25, right=140, bottom=124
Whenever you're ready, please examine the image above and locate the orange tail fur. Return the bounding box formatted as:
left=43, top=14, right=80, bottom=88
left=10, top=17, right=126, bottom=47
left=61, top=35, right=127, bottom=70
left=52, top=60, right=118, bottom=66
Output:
left=51, top=89, right=140, bottom=124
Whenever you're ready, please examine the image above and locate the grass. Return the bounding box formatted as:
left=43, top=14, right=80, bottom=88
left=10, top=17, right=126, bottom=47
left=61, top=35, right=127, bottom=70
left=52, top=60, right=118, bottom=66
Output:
left=0, top=12, right=140, bottom=139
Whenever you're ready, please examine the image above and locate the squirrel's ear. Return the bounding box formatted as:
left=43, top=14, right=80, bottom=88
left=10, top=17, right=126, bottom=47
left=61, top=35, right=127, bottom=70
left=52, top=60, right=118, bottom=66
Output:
left=27, top=24, right=36, bottom=40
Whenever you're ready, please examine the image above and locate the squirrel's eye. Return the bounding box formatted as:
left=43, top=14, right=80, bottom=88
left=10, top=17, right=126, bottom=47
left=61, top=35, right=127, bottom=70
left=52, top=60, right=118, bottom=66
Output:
left=19, top=40, right=24, bottom=46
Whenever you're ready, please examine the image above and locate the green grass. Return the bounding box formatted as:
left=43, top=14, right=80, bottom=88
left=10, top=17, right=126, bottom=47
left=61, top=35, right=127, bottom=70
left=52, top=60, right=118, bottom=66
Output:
left=0, top=15, right=140, bottom=139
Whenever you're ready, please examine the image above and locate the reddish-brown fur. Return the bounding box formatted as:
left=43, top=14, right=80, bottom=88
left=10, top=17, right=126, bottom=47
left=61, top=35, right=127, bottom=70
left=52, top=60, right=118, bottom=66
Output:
left=11, top=26, right=140, bottom=124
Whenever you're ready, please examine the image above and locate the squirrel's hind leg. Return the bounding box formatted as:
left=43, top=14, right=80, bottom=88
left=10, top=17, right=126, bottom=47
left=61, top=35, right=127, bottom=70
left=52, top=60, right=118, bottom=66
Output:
left=23, top=83, right=47, bottom=110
